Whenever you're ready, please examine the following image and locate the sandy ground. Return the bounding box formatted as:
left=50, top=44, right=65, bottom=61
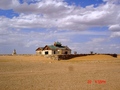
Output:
left=0, top=55, right=120, bottom=90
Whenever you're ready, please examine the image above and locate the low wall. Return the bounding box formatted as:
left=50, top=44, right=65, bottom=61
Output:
left=44, top=54, right=118, bottom=60
left=43, top=54, right=93, bottom=60
left=57, top=54, right=88, bottom=60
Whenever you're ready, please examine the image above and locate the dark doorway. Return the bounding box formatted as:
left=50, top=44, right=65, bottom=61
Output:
left=39, top=52, right=41, bottom=54
left=65, top=51, right=68, bottom=54
left=45, top=51, right=48, bottom=55
left=54, top=51, right=56, bottom=54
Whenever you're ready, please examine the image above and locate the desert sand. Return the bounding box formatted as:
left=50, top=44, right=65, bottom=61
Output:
left=0, top=55, right=120, bottom=90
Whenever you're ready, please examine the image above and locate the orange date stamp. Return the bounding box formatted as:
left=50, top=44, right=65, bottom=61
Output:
left=87, top=80, right=106, bottom=84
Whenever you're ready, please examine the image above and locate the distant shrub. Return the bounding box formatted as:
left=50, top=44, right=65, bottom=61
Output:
left=112, top=54, right=117, bottom=58
left=90, top=51, right=93, bottom=54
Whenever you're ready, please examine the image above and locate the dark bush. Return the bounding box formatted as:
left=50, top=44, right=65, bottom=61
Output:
left=112, top=54, right=117, bottom=58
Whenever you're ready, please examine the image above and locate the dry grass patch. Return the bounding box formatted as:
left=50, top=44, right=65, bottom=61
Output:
left=67, top=55, right=119, bottom=62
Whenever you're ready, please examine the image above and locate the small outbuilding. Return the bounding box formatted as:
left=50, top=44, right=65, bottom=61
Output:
left=36, top=47, right=44, bottom=55
left=12, top=49, right=17, bottom=55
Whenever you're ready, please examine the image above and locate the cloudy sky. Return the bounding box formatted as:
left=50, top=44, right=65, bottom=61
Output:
left=0, top=0, right=120, bottom=54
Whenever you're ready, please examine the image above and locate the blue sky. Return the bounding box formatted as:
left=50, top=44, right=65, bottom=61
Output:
left=66, top=0, right=104, bottom=7
left=0, top=0, right=120, bottom=54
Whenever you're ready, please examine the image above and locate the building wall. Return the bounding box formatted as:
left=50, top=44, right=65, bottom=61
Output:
left=57, top=49, right=71, bottom=55
left=66, top=50, right=71, bottom=54
left=36, top=51, right=42, bottom=55
left=42, top=50, right=53, bottom=55
left=62, top=50, right=71, bottom=54
left=36, top=49, right=71, bottom=55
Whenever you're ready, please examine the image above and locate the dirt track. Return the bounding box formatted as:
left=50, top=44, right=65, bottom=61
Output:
left=0, top=55, right=120, bottom=90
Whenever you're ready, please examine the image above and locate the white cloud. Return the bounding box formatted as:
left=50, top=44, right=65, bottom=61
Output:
left=109, top=24, right=120, bottom=37
left=109, top=24, right=120, bottom=31
left=0, top=0, right=120, bottom=31
left=110, top=32, right=120, bottom=37
left=0, top=0, right=120, bottom=54
left=0, top=0, right=20, bottom=9
left=89, top=38, right=106, bottom=43
left=13, top=0, right=70, bottom=16
left=103, top=0, right=120, bottom=3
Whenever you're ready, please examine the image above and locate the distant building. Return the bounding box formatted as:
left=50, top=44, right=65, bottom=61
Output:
left=36, top=42, right=71, bottom=55
left=12, top=49, right=17, bottom=55
left=74, top=51, right=77, bottom=55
